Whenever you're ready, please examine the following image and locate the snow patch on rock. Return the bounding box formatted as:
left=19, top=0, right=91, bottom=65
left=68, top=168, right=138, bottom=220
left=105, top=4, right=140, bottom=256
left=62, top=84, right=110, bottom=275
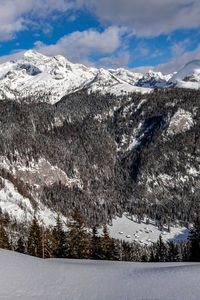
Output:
left=167, top=109, right=194, bottom=135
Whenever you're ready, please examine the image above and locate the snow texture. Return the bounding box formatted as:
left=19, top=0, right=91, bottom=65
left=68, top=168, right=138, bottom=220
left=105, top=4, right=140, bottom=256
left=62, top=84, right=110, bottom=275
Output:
left=0, top=249, right=199, bottom=300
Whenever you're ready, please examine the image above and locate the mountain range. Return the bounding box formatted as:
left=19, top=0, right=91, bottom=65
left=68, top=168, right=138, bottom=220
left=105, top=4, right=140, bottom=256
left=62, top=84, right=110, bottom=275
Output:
left=1, top=50, right=200, bottom=105
left=0, top=51, right=200, bottom=236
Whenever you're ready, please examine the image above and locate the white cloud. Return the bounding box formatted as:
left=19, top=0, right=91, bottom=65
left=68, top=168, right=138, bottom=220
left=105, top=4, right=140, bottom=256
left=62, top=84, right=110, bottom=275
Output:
left=170, top=39, right=191, bottom=57
left=34, top=26, right=127, bottom=65
left=2, top=0, right=200, bottom=42
left=0, top=50, right=25, bottom=64
left=0, top=26, right=129, bottom=68
left=155, top=44, right=200, bottom=74
left=82, top=0, right=200, bottom=37
left=97, top=51, right=130, bottom=68
left=0, top=0, right=74, bottom=41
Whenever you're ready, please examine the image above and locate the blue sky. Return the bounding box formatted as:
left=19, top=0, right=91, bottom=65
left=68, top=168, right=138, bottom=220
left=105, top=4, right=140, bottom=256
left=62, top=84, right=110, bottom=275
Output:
left=0, top=0, right=200, bottom=73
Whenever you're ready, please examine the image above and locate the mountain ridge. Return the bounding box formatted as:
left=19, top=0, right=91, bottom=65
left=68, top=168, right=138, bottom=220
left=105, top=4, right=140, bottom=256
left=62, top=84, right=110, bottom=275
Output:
left=0, top=51, right=199, bottom=237
left=1, top=50, right=200, bottom=105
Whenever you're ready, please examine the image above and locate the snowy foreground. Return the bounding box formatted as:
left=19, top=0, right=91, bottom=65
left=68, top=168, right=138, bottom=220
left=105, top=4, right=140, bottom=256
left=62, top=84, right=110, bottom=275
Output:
left=0, top=250, right=200, bottom=300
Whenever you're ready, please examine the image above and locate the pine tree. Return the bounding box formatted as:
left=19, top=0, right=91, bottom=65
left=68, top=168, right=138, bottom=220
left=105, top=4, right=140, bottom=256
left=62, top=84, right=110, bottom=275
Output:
left=68, top=206, right=90, bottom=259
left=167, top=241, right=180, bottom=262
left=100, top=223, right=117, bottom=260
left=90, top=225, right=101, bottom=259
left=16, top=237, right=25, bottom=254
left=43, top=228, right=57, bottom=258
left=0, top=220, right=10, bottom=250
left=27, top=215, right=42, bottom=258
left=149, top=248, right=155, bottom=262
left=155, top=235, right=167, bottom=262
left=52, top=215, right=67, bottom=258
left=188, top=216, right=200, bottom=261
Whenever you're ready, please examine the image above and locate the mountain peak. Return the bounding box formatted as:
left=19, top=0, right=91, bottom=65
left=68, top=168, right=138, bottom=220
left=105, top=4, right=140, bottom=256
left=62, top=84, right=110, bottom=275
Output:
left=171, top=59, right=200, bottom=84
left=24, top=50, right=48, bottom=60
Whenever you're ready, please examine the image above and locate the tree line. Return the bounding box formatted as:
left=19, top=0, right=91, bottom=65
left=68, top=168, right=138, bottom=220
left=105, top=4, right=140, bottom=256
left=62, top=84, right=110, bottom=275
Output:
left=0, top=207, right=200, bottom=262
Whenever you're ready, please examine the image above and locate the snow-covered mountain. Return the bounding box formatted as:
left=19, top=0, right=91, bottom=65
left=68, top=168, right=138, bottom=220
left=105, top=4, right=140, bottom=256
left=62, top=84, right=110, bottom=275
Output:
left=0, top=50, right=97, bottom=104
left=170, top=60, right=200, bottom=89
left=1, top=51, right=200, bottom=104
left=0, top=50, right=152, bottom=104
left=0, top=51, right=200, bottom=237
left=137, top=70, right=172, bottom=88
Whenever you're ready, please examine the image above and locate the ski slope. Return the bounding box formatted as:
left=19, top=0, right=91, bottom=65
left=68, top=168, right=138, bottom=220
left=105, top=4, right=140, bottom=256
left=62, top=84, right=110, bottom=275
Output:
left=0, top=249, right=199, bottom=300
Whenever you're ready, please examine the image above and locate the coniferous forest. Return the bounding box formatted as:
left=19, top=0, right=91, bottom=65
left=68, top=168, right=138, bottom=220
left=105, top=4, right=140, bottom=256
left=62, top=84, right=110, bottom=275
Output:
left=0, top=88, right=199, bottom=262
left=0, top=206, right=200, bottom=263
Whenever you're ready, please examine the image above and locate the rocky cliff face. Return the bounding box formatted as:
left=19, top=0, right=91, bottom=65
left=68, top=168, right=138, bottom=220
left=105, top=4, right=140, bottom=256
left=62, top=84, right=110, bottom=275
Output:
left=0, top=88, right=199, bottom=228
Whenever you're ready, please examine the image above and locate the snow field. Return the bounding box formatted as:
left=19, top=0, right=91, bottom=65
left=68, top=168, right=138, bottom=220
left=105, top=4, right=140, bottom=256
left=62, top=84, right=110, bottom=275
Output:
left=99, top=214, right=189, bottom=245
left=0, top=249, right=199, bottom=300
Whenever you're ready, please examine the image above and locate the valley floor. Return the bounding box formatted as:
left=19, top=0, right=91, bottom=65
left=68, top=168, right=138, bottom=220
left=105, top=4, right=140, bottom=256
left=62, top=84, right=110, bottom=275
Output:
left=99, top=214, right=189, bottom=245
left=0, top=249, right=199, bottom=300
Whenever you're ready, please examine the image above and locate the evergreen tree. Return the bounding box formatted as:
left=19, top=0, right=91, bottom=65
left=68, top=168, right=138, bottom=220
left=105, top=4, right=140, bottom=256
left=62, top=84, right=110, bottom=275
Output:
left=149, top=248, right=155, bottom=262
left=155, top=235, right=167, bottom=262
left=43, top=228, right=58, bottom=258
left=52, top=215, right=67, bottom=258
left=68, top=206, right=90, bottom=259
left=27, top=215, right=42, bottom=258
left=16, top=237, right=25, bottom=254
left=90, top=225, right=101, bottom=259
left=167, top=241, right=180, bottom=262
left=188, top=216, right=200, bottom=261
left=0, top=220, right=10, bottom=249
left=100, top=223, right=117, bottom=260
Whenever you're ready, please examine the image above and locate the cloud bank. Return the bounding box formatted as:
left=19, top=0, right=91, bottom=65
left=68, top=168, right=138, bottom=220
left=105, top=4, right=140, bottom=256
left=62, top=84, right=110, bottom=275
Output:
left=83, top=0, right=200, bottom=37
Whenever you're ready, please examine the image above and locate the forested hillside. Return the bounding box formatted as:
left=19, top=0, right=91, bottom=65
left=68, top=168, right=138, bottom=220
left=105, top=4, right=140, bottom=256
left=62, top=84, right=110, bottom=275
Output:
left=0, top=88, right=199, bottom=231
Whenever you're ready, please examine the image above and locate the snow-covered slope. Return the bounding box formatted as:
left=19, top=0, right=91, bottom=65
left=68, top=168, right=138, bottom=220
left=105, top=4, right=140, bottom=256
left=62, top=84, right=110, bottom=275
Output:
left=0, top=50, right=97, bottom=104
left=99, top=214, right=189, bottom=245
left=170, top=60, right=200, bottom=89
left=109, top=68, right=143, bottom=85
left=0, top=50, right=153, bottom=104
left=137, top=70, right=172, bottom=88
left=0, top=249, right=199, bottom=300
left=86, top=68, right=152, bottom=95
left=1, top=51, right=200, bottom=104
